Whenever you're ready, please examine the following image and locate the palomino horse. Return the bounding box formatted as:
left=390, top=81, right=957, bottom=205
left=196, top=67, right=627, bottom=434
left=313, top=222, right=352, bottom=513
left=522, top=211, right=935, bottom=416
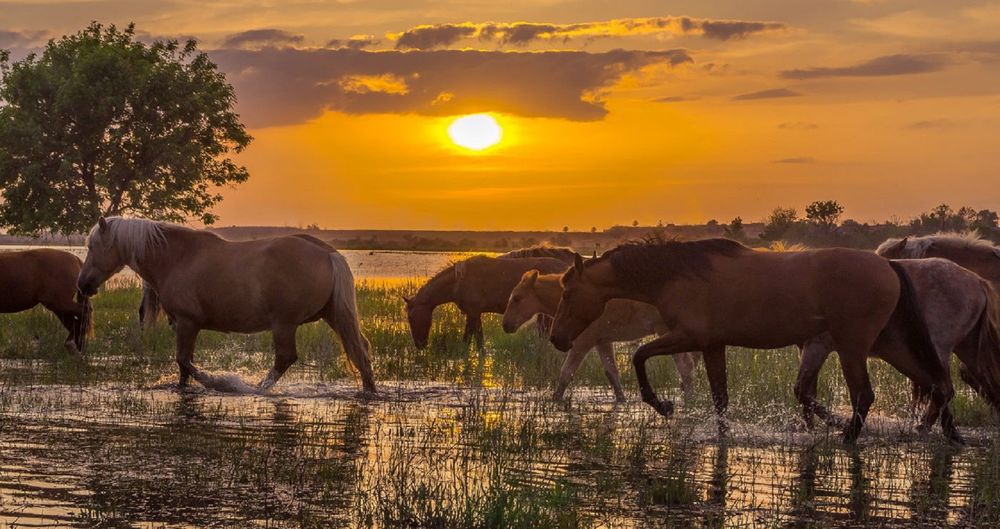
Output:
left=796, top=258, right=1000, bottom=443
left=0, top=249, right=92, bottom=354
left=550, top=238, right=940, bottom=443
left=77, top=217, right=375, bottom=393
left=502, top=269, right=699, bottom=402
left=404, top=248, right=574, bottom=350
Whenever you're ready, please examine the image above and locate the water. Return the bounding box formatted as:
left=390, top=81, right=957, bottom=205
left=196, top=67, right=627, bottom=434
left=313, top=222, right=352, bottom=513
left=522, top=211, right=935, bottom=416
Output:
left=2, top=249, right=999, bottom=527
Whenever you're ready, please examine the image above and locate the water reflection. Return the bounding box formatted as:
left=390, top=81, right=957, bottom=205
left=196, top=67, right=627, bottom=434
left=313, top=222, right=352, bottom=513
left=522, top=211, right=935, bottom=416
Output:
left=0, top=385, right=996, bottom=528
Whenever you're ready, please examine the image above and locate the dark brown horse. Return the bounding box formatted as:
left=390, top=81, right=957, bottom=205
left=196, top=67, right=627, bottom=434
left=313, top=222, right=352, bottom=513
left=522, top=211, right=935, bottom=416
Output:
left=78, top=217, right=375, bottom=393
left=0, top=249, right=92, bottom=354
left=796, top=258, right=1000, bottom=443
left=404, top=248, right=574, bottom=350
left=550, top=238, right=940, bottom=443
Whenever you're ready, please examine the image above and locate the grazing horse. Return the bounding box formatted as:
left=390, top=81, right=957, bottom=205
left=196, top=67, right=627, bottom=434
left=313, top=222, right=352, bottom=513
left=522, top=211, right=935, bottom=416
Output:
left=404, top=248, right=574, bottom=350
left=796, top=258, right=1000, bottom=443
left=550, top=238, right=939, bottom=443
left=77, top=217, right=375, bottom=393
left=0, top=249, right=92, bottom=354
left=502, top=269, right=699, bottom=402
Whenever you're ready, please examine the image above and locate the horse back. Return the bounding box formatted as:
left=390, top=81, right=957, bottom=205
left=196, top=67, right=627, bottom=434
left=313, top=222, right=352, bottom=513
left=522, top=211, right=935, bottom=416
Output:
left=0, top=249, right=81, bottom=313
left=455, top=256, right=569, bottom=314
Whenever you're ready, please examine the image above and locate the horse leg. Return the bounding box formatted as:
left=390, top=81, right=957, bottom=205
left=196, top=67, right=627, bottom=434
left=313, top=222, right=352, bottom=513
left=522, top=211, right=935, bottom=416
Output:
left=702, top=345, right=729, bottom=436
left=836, top=350, right=875, bottom=444
left=463, top=313, right=484, bottom=350
left=596, top=342, right=626, bottom=403
left=553, top=338, right=593, bottom=401
left=673, top=352, right=696, bottom=399
left=42, top=298, right=85, bottom=355
left=632, top=332, right=698, bottom=418
left=174, top=319, right=199, bottom=389
left=259, top=324, right=298, bottom=393
left=795, top=336, right=841, bottom=430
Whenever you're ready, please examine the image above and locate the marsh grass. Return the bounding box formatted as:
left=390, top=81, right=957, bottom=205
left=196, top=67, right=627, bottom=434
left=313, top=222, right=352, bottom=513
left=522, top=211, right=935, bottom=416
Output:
left=2, top=280, right=1000, bottom=527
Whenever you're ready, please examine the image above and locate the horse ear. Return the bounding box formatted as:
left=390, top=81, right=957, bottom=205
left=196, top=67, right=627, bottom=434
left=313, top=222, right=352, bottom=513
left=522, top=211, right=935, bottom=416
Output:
left=98, top=217, right=108, bottom=232
left=524, top=269, right=538, bottom=287
left=573, top=253, right=585, bottom=276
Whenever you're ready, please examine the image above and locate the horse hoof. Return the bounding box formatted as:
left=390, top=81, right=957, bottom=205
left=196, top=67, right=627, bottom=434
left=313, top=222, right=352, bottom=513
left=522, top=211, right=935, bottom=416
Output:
left=650, top=399, right=674, bottom=418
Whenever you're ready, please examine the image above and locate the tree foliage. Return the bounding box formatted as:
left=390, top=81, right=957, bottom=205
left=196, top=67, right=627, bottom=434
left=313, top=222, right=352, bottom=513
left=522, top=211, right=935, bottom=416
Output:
left=804, top=200, right=844, bottom=231
left=0, top=22, right=252, bottom=235
left=759, top=206, right=798, bottom=241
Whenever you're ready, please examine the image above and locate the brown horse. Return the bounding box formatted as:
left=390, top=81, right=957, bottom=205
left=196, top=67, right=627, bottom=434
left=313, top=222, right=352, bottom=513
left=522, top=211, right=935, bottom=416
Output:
left=77, top=217, right=375, bottom=393
left=502, top=269, right=699, bottom=402
left=0, top=249, right=92, bottom=354
left=550, top=238, right=940, bottom=443
left=404, top=248, right=574, bottom=350
left=796, top=258, right=1000, bottom=443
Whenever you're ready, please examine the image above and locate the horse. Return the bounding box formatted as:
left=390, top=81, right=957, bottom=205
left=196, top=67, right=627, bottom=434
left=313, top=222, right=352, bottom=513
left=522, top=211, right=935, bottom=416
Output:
left=877, top=232, right=1000, bottom=286
left=795, top=258, right=1000, bottom=443
left=136, top=234, right=334, bottom=329
left=404, top=247, right=575, bottom=350
left=502, top=269, right=699, bottom=402
left=0, top=249, right=92, bottom=355
left=549, top=238, right=940, bottom=443
left=77, top=217, right=375, bottom=393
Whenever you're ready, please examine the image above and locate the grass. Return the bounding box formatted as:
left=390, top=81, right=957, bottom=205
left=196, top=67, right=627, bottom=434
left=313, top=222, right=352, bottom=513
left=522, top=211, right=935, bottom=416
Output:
left=2, top=279, right=1000, bottom=528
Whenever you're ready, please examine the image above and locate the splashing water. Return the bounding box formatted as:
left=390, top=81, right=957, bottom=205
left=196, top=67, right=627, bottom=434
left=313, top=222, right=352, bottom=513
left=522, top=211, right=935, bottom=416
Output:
left=191, top=369, right=259, bottom=394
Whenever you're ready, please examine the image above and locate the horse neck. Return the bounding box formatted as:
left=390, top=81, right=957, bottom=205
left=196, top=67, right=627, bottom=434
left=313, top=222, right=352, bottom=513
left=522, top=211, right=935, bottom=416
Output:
left=414, top=268, right=456, bottom=308
left=128, top=228, right=201, bottom=289
left=532, top=276, right=564, bottom=315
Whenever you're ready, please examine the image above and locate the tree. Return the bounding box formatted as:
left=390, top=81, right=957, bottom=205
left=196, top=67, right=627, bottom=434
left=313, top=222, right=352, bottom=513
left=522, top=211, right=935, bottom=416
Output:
left=632, top=220, right=639, bottom=227
left=759, top=207, right=798, bottom=241
left=0, top=22, right=252, bottom=235
left=805, top=200, right=844, bottom=232
left=562, top=226, right=569, bottom=233
left=722, top=217, right=745, bottom=241
left=590, top=226, right=597, bottom=233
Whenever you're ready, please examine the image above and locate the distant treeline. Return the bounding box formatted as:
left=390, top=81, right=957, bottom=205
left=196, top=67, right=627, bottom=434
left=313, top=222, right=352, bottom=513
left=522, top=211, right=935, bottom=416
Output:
left=1, top=202, right=995, bottom=253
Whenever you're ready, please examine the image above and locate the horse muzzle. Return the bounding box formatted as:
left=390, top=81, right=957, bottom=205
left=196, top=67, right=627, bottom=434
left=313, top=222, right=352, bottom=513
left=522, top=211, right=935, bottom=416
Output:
left=77, top=278, right=99, bottom=297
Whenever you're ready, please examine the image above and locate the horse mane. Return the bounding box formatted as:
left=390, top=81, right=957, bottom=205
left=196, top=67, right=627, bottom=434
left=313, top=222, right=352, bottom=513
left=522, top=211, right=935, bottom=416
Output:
left=87, top=217, right=200, bottom=267
left=878, top=231, right=1000, bottom=258
left=500, top=246, right=576, bottom=264
left=590, top=237, right=749, bottom=293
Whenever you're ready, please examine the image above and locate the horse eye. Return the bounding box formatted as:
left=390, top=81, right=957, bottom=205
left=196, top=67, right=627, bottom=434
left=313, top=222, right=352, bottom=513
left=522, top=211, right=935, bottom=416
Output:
left=511, top=295, right=521, bottom=303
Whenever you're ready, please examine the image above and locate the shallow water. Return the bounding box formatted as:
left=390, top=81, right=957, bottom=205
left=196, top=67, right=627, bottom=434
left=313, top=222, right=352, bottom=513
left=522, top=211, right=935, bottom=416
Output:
left=1, top=379, right=996, bottom=528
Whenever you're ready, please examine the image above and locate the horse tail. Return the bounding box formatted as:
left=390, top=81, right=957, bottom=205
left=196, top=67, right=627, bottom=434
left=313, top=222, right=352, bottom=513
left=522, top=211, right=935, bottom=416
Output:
left=888, top=261, right=945, bottom=381
left=138, top=281, right=162, bottom=327
left=75, top=290, right=94, bottom=353
left=973, top=282, right=1000, bottom=402
left=329, top=251, right=376, bottom=392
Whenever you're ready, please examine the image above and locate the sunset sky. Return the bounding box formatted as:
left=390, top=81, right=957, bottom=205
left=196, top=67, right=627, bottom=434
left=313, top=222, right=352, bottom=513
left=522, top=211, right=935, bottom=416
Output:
left=2, top=1, right=998, bottom=230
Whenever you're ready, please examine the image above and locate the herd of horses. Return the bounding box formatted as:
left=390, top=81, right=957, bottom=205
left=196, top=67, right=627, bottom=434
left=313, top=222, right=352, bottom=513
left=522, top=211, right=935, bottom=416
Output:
left=3, top=216, right=1000, bottom=444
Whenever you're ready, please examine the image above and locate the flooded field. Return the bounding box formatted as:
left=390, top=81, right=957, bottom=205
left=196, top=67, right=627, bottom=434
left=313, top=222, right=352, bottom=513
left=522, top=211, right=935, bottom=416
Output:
left=2, top=255, right=1000, bottom=528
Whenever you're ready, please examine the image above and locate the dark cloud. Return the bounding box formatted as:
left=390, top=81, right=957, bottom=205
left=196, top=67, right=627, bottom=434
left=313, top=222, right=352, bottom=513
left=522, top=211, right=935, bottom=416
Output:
left=326, top=35, right=379, bottom=50
left=221, top=29, right=304, bottom=50
left=906, top=118, right=953, bottom=130
left=654, top=95, right=698, bottom=103
left=732, top=88, right=801, bottom=100
left=774, top=157, right=816, bottom=164
left=210, top=47, right=692, bottom=128
left=781, top=53, right=949, bottom=80
left=391, top=17, right=785, bottom=50
left=0, top=29, right=47, bottom=49
left=778, top=121, right=818, bottom=130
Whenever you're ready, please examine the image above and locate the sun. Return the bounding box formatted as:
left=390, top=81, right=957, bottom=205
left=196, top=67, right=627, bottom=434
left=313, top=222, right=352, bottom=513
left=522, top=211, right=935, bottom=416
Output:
left=447, top=114, right=503, bottom=151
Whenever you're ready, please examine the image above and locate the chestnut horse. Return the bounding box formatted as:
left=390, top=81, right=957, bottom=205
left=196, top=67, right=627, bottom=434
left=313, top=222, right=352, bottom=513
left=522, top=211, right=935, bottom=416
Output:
left=404, top=248, right=574, bottom=350
left=550, top=238, right=940, bottom=443
left=502, top=269, right=699, bottom=402
left=796, top=258, right=1000, bottom=443
left=77, top=217, right=375, bottom=393
left=0, top=249, right=92, bottom=354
